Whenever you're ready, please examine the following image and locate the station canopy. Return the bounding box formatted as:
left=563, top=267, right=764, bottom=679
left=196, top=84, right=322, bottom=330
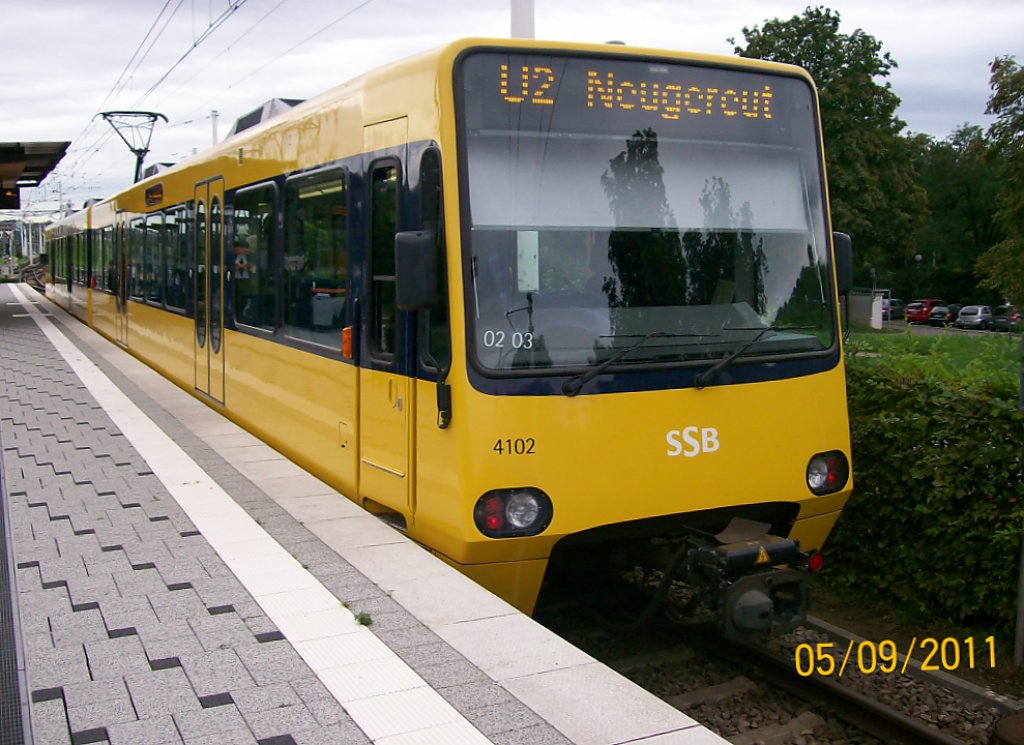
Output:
left=0, top=141, right=70, bottom=209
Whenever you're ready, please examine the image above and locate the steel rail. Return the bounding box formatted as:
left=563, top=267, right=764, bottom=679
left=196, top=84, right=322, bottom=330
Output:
left=699, top=631, right=971, bottom=745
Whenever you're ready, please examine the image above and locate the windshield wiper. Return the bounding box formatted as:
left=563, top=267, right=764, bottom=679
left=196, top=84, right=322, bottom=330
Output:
left=694, top=324, right=816, bottom=389
left=562, top=331, right=706, bottom=397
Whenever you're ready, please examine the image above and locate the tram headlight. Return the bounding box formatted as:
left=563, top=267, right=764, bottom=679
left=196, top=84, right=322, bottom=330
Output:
left=506, top=491, right=541, bottom=528
left=474, top=488, right=553, bottom=538
left=806, top=450, right=850, bottom=495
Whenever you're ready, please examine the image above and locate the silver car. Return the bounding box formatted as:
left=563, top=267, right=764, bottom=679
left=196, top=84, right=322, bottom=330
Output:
left=882, top=298, right=904, bottom=320
left=954, top=305, right=993, bottom=330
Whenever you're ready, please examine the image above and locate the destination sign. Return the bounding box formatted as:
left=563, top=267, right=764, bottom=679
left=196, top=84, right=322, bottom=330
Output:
left=460, top=52, right=813, bottom=148
left=498, top=63, right=774, bottom=122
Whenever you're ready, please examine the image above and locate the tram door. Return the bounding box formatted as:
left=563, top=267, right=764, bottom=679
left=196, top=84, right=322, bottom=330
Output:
left=359, top=120, right=413, bottom=517
left=193, top=178, right=226, bottom=403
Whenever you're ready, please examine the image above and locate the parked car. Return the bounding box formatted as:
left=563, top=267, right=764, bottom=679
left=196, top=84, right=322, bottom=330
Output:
left=991, top=305, right=1021, bottom=332
left=905, top=298, right=944, bottom=324
left=882, top=298, right=904, bottom=320
left=954, top=305, right=994, bottom=330
left=927, top=304, right=960, bottom=327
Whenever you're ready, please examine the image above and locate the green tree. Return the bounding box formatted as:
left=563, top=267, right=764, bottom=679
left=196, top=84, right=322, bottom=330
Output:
left=905, top=126, right=1002, bottom=304
left=976, top=55, right=1024, bottom=304
left=731, top=6, right=927, bottom=282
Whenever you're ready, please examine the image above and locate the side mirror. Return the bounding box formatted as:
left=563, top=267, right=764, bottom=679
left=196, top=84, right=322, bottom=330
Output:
left=395, top=231, right=436, bottom=311
left=832, top=231, right=853, bottom=296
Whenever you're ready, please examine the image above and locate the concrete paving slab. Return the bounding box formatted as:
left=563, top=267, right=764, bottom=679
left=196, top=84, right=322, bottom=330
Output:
left=0, top=284, right=728, bottom=745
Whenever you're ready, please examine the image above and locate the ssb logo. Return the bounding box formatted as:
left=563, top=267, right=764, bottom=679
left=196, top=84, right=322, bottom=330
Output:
left=666, top=427, right=720, bottom=457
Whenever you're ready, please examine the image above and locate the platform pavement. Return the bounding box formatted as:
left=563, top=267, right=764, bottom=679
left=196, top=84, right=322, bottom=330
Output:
left=0, top=283, right=726, bottom=745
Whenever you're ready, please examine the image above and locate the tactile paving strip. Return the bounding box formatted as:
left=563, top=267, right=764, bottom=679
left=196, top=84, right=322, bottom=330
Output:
left=0, top=333, right=28, bottom=745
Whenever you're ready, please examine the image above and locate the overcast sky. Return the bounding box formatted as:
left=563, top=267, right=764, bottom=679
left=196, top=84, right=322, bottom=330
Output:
left=3, top=0, right=1022, bottom=212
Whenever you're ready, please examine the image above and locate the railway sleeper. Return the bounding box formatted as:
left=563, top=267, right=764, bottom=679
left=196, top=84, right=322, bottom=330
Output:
left=608, top=645, right=696, bottom=675
left=668, top=675, right=758, bottom=709
left=728, top=711, right=828, bottom=745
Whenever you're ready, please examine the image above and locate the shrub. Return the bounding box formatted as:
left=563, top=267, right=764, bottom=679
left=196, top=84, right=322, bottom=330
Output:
left=823, top=335, right=1024, bottom=630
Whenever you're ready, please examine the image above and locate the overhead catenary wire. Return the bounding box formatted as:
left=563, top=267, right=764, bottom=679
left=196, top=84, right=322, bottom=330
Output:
left=126, top=0, right=252, bottom=111
left=170, top=0, right=377, bottom=126
left=42, top=0, right=382, bottom=201
left=76, top=0, right=249, bottom=172
left=58, top=0, right=250, bottom=189
left=59, top=0, right=185, bottom=182
left=100, top=0, right=185, bottom=114
left=148, top=0, right=295, bottom=118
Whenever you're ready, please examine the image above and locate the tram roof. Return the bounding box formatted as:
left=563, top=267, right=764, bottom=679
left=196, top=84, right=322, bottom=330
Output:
left=1, top=141, right=71, bottom=209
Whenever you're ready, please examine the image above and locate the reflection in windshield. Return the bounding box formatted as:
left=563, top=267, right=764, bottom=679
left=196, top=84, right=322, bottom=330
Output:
left=599, top=128, right=769, bottom=323
left=461, top=53, right=834, bottom=375
left=602, top=128, right=688, bottom=312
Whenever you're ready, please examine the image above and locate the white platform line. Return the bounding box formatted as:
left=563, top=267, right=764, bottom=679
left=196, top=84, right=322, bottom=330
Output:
left=10, top=286, right=492, bottom=744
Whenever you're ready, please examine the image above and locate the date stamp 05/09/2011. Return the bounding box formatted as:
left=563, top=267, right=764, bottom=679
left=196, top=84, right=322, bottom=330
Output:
left=794, top=637, right=997, bottom=678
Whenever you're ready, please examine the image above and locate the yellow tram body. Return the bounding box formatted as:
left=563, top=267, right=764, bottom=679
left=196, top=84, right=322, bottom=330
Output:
left=46, top=38, right=854, bottom=630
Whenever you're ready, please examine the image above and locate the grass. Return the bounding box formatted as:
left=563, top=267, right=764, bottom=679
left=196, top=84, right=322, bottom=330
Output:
left=847, top=326, right=1022, bottom=384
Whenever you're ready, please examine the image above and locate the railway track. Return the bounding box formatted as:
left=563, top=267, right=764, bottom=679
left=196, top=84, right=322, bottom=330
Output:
left=694, top=629, right=983, bottom=745
left=543, top=607, right=1016, bottom=745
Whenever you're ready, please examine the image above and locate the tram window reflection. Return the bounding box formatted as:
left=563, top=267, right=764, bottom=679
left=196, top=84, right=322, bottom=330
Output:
left=283, top=170, right=349, bottom=349
left=233, top=184, right=277, bottom=332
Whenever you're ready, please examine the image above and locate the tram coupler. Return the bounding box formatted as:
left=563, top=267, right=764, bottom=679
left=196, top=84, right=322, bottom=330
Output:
left=687, top=532, right=810, bottom=638
left=717, top=568, right=809, bottom=638
left=712, top=534, right=801, bottom=573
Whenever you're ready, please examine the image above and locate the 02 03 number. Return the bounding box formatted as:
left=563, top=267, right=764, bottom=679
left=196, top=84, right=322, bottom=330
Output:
left=482, top=330, right=534, bottom=350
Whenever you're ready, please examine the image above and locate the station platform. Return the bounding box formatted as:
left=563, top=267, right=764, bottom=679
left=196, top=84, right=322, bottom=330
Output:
left=0, top=283, right=726, bottom=745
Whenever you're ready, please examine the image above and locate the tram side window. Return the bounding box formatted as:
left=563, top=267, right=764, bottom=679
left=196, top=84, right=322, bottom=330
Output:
left=99, top=227, right=113, bottom=291
left=143, top=215, right=162, bottom=303
left=283, top=171, right=348, bottom=349
left=369, top=163, right=398, bottom=356
left=89, top=230, right=97, bottom=288
left=420, top=149, right=450, bottom=371
left=52, top=238, right=64, bottom=281
left=128, top=219, right=144, bottom=300
left=73, top=234, right=83, bottom=285
left=51, top=238, right=63, bottom=281
left=78, top=234, right=87, bottom=286
left=233, top=185, right=276, bottom=331
left=60, top=236, right=69, bottom=284
left=165, top=210, right=188, bottom=312
left=48, top=238, right=56, bottom=280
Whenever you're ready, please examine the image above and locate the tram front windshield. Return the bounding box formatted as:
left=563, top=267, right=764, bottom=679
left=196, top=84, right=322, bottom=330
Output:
left=457, top=51, right=836, bottom=374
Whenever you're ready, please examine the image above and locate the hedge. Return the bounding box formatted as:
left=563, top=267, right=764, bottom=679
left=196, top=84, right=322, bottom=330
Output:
left=821, top=337, right=1024, bottom=630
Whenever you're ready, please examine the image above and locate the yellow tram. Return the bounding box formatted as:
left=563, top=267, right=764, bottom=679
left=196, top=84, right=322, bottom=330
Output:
left=46, top=38, right=854, bottom=634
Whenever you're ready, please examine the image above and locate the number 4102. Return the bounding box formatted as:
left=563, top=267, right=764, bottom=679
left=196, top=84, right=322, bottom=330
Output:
left=493, top=438, right=536, bottom=455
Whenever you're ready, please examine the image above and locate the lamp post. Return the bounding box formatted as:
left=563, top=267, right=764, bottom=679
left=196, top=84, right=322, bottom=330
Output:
left=1016, top=324, right=1023, bottom=665
left=511, top=0, right=534, bottom=38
